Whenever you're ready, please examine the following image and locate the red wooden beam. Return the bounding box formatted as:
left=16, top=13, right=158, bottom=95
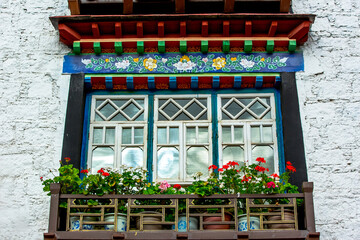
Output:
left=58, top=24, right=81, bottom=42
left=180, top=21, right=186, bottom=37
left=137, top=22, right=143, bottom=38
left=288, top=21, right=310, bottom=40
left=245, top=21, right=252, bottom=37
left=268, top=21, right=278, bottom=37
left=115, top=22, right=122, bottom=38
left=175, top=0, right=185, bottom=13
left=223, top=21, right=230, bottom=37
left=158, top=22, right=165, bottom=38
left=224, top=0, right=234, bottom=13
left=123, top=0, right=133, bottom=14
left=92, top=23, right=100, bottom=38
left=202, top=21, right=208, bottom=37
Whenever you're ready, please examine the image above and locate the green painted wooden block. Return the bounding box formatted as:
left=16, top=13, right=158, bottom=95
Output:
left=137, top=41, right=144, bottom=54
left=114, top=42, right=123, bottom=54
left=222, top=40, right=230, bottom=53
left=266, top=40, right=274, bottom=53
left=158, top=41, right=165, bottom=53
left=288, top=40, right=296, bottom=52
left=180, top=41, right=187, bottom=53
left=93, top=42, right=101, bottom=55
left=201, top=40, right=208, bottom=53
left=244, top=40, right=252, bottom=53
left=73, top=42, right=81, bottom=55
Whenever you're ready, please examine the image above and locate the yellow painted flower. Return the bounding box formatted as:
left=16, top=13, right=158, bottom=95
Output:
left=105, top=58, right=109, bottom=62
left=180, top=55, right=190, bottom=62
left=260, top=58, right=265, bottom=62
left=134, top=58, right=139, bottom=62
left=143, top=57, right=157, bottom=71
left=212, top=57, right=226, bottom=70
left=231, top=57, right=237, bottom=61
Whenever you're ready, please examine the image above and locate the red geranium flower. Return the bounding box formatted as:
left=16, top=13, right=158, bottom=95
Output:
left=173, top=184, right=181, bottom=190
left=40, top=177, right=43, bottom=181
left=241, top=176, right=251, bottom=182
left=218, top=168, right=224, bottom=172
left=227, top=161, right=239, bottom=166
left=208, top=165, right=218, bottom=170
left=286, top=161, right=292, bottom=165
left=256, top=157, right=266, bottom=163
left=223, top=165, right=229, bottom=170
left=97, top=168, right=105, bottom=174
left=81, top=169, right=89, bottom=174
left=255, top=165, right=266, bottom=172
left=286, top=165, right=296, bottom=172
left=271, top=173, right=279, bottom=178
left=64, top=157, right=71, bottom=163
left=102, top=172, right=110, bottom=177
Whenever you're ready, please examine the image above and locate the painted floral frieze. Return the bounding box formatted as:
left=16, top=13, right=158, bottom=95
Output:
left=63, top=52, right=303, bottom=74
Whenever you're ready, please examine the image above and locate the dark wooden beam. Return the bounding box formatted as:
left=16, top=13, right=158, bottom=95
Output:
left=67, top=0, right=80, bottom=15
left=224, top=0, right=235, bottom=13
left=280, top=72, right=308, bottom=189
left=280, top=0, right=291, bottom=13
left=92, top=23, right=100, bottom=38
left=61, top=73, right=85, bottom=170
left=175, top=0, right=185, bottom=13
left=123, top=0, right=133, bottom=14
left=268, top=21, right=278, bottom=37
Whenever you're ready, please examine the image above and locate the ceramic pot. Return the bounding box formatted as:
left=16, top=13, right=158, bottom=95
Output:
left=104, top=213, right=127, bottom=232
left=267, top=210, right=295, bottom=229
left=70, top=215, right=97, bottom=230
left=238, top=215, right=260, bottom=231
left=203, top=213, right=232, bottom=230
left=176, top=215, right=199, bottom=232
left=136, top=211, right=162, bottom=230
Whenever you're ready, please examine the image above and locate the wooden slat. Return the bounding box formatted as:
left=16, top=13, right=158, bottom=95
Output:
left=223, top=21, right=230, bottom=37
left=280, top=0, right=291, bottom=13
left=92, top=23, right=100, bottom=38
left=158, top=22, right=165, bottom=37
left=224, top=0, right=235, bottom=13
left=67, top=0, right=80, bottom=15
left=245, top=21, right=252, bottom=37
left=202, top=21, right=208, bottom=37
left=137, top=22, right=143, bottom=38
left=123, top=0, right=133, bottom=14
left=175, top=0, right=185, bottom=13
left=58, top=24, right=81, bottom=42
left=268, top=21, right=278, bottom=37
left=115, top=22, right=122, bottom=38
left=288, top=21, right=310, bottom=40
left=180, top=21, right=186, bottom=37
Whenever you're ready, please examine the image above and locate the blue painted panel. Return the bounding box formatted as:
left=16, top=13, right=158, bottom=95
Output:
left=63, top=52, right=304, bottom=74
left=212, top=76, right=220, bottom=88
left=234, top=76, right=242, bottom=88
left=148, top=76, right=155, bottom=89
left=126, top=76, right=134, bottom=90
left=255, top=76, right=263, bottom=88
left=105, top=76, right=113, bottom=89
left=191, top=76, right=198, bottom=89
left=169, top=77, right=177, bottom=89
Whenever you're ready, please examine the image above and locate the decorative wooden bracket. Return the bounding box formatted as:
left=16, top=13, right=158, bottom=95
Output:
left=177, top=233, right=188, bottom=240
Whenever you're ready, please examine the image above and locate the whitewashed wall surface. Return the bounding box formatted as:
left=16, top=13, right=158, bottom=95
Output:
left=0, top=0, right=359, bottom=239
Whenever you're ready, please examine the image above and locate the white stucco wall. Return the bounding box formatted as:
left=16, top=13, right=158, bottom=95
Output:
left=0, top=0, right=359, bottom=239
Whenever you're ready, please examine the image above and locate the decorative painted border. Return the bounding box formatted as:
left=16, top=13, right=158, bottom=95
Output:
left=63, top=52, right=304, bottom=74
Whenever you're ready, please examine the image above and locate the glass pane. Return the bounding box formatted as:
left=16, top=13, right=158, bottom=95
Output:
left=95, top=113, right=103, bottom=121
left=162, top=101, right=180, bottom=119
left=157, top=147, right=179, bottom=179
left=223, top=146, right=244, bottom=165
left=263, top=111, right=271, bottom=119
left=111, top=113, right=127, bottom=121
left=112, top=100, right=127, bottom=108
left=134, top=128, right=143, bottom=144
left=157, top=128, right=167, bottom=144
left=93, top=127, right=103, bottom=144
left=122, top=147, right=143, bottom=168
left=249, top=100, right=267, bottom=116
left=122, top=128, right=131, bottom=144
left=251, top=126, right=261, bottom=143
left=238, top=98, right=253, bottom=106
left=252, top=145, right=274, bottom=173
left=186, top=101, right=206, bottom=119
left=263, top=126, right=273, bottom=142
left=260, top=97, right=270, bottom=105
left=99, top=102, right=116, bottom=119
left=91, top=147, right=114, bottom=173
left=105, top=128, right=115, bottom=144
left=169, top=127, right=179, bottom=144
left=96, top=100, right=104, bottom=108
left=239, top=111, right=255, bottom=120
left=222, top=126, right=231, bottom=143
left=198, top=127, right=209, bottom=144
left=186, top=127, right=196, bottom=144
left=174, top=112, right=191, bottom=121
left=186, top=147, right=208, bottom=178
left=234, top=126, right=243, bottom=143
left=224, top=100, right=243, bottom=117
left=123, top=102, right=140, bottom=119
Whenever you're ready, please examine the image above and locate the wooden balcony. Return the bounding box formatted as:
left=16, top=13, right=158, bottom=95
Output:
left=43, top=182, right=319, bottom=240
left=67, top=0, right=292, bottom=15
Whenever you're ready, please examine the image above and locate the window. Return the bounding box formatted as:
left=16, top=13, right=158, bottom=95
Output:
left=86, top=91, right=280, bottom=183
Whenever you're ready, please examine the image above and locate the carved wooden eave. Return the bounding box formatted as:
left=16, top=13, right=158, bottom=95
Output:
left=50, top=14, right=315, bottom=54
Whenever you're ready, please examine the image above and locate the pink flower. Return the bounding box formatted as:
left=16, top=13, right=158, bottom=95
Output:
left=159, top=180, right=170, bottom=192
left=267, top=181, right=276, bottom=188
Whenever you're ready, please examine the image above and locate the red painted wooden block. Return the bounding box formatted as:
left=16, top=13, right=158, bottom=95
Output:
left=158, top=22, right=165, bottom=38
left=137, top=22, right=143, bottom=38
left=245, top=21, right=252, bottom=37
left=115, top=23, right=122, bottom=38
left=202, top=21, right=208, bottom=37
left=92, top=23, right=100, bottom=38
left=180, top=21, right=186, bottom=37
left=223, top=21, right=230, bottom=37
left=268, top=21, right=278, bottom=37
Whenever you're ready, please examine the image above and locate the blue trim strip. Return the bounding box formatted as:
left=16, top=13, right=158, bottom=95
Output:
left=85, top=76, right=92, bottom=89
left=126, top=76, right=134, bottom=90
left=80, top=93, right=92, bottom=178
left=255, top=76, right=263, bottom=88
left=147, top=94, right=154, bottom=183
left=191, top=76, right=198, bottom=89
left=212, top=76, right=219, bottom=88
left=211, top=91, right=219, bottom=168
left=234, top=76, right=242, bottom=88
left=169, top=77, right=177, bottom=89
left=275, top=89, right=285, bottom=174
left=105, top=76, right=113, bottom=89
left=148, top=76, right=155, bottom=89
left=275, top=76, right=281, bottom=88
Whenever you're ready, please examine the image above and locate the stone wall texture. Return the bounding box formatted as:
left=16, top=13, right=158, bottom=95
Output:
left=0, top=0, right=359, bottom=239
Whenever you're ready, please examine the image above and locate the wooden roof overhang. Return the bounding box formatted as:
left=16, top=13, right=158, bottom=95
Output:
left=50, top=14, right=315, bottom=54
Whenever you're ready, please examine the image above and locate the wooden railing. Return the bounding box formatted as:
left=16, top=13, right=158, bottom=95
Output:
left=44, top=182, right=319, bottom=240
left=68, top=0, right=292, bottom=15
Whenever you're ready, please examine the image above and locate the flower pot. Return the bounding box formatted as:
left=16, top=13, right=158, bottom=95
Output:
left=104, top=213, right=127, bottom=232
left=203, top=213, right=232, bottom=230
left=70, top=215, right=98, bottom=230
left=238, top=215, right=260, bottom=231
left=267, top=210, right=295, bottom=229
left=136, top=211, right=162, bottom=230
left=176, top=215, right=199, bottom=232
